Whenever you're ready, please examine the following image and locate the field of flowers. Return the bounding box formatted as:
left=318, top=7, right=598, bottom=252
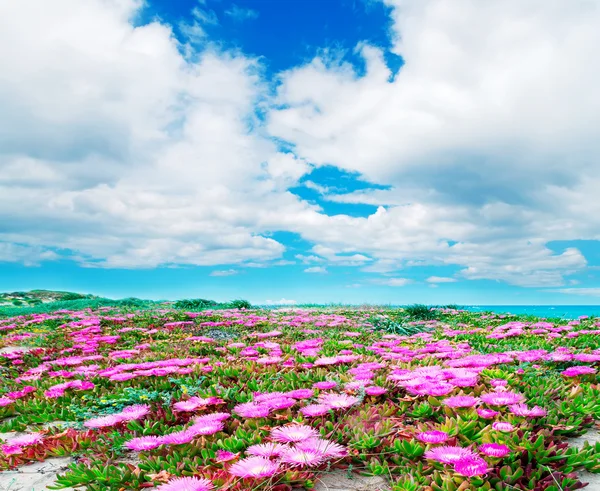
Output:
left=1, top=306, right=599, bottom=490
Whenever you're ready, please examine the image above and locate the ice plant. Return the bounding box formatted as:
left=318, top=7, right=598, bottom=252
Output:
left=228, top=456, right=279, bottom=478
left=479, top=443, right=511, bottom=457
left=492, top=422, right=515, bottom=432
left=416, top=430, right=450, bottom=444
left=424, top=446, right=477, bottom=464
left=454, top=456, right=488, bottom=477
left=125, top=436, right=162, bottom=451
left=156, top=477, right=213, bottom=491
left=271, top=424, right=319, bottom=443
left=443, top=395, right=479, bottom=408
left=279, top=448, right=324, bottom=468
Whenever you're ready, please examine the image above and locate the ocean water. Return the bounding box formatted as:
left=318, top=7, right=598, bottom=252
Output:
left=466, top=305, right=600, bottom=319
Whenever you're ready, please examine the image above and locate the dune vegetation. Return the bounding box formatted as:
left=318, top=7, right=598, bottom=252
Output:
left=1, top=303, right=599, bottom=490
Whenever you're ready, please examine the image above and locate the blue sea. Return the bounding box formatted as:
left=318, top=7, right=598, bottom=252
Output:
left=465, top=305, right=600, bottom=319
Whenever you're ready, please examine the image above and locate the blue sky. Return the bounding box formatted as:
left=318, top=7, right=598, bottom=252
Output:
left=1, top=0, right=600, bottom=305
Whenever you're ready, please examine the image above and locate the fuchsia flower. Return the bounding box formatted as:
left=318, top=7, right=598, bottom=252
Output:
left=479, top=443, right=511, bottom=457
left=364, top=386, right=387, bottom=396
left=286, top=389, right=314, bottom=399
left=125, top=436, right=162, bottom=451
left=318, top=393, right=359, bottom=409
left=271, top=424, right=319, bottom=443
left=161, top=430, right=197, bottom=445
left=228, top=456, right=279, bottom=478
left=480, top=391, right=525, bottom=406
left=215, top=450, right=238, bottom=462
left=562, top=366, right=597, bottom=377
left=246, top=442, right=289, bottom=458
left=84, top=414, right=125, bottom=429
left=0, top=397, right=14, bottom=407
left=156, top=476, right=213, bottom=491
left=313, top=381, right=337, bottom=390
left=492, top=422, right=515, bottom=432
left=5, top=433, right=43, bottom=447
left=279, top=448, right=324, bottom=468
left=300, top=404, right=332, bottom=417
left=119, top=404, right=151, bottom=421
left=454, top=456, right=488, bottom=477
left=425, top=446, right=477, bottom=464
left=509, top=404, right=547, bottom=417
left=233, top=402, right=271, bottom=418
left=416, top=430, right=449, bottom=444
left=443, top=396, right=479, bottom=408
left=477, top=408, right=499, bottom=419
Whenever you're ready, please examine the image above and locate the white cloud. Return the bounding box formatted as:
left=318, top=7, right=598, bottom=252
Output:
left=304, top=266, right=328, bottom=274
left=427, top=276, right=457, bottom=283
left=209, top=269, right=238, bottom=276
left=550, top=288, right=600, bottom=297
left=268, top=0, right=600, bottom=286
left=225, top=5, right=259, bottom=22
left=0, top=0, right=315, bottom=269
left=265, top=298, right=297, bottom=305
left=1, top=0, right=599, bottom=291
left=373, top=277, right=412, bottom=287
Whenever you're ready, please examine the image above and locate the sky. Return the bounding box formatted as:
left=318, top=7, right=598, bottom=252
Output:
left=1, top=0, right=600, bottom=305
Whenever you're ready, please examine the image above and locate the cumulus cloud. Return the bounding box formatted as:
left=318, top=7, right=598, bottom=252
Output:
left=304, top=266, right=328, bottom=274
left=1, top=0, right=599, bottom=290
left=268, top=0, right=600, bottom=286
left=0, top=0, right=315, bottom=269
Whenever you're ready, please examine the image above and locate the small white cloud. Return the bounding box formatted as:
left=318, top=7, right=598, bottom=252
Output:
left=550, top=288, right=600, bottom=297
left=373, top=277, right=412, bottom=287
left=426, top=276, right=458, bottom=283
left=265, top=298, right=297, bottom=305
left=209, top=269, right=237, bottom=277
left=224, top=4, right=259, bottom=22
left=295, top=254, right=325, bottom=264
left=304, top=266, right=328, bottom=274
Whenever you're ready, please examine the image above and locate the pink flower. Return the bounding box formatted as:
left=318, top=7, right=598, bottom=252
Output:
left=5, top=433, right=43, bottom=447
left=416, top=430, right=449, bottom=444
left=300, top=404, right=332, bottom=418
left=313, top=381, right=337, bottom=390
left=480, top=392, right=524, bottom=406
left=477, top=408, right=499, bottom=419
left=479, top=443, right=511, bottom=457
left=286, top=389, right=314, bottom=399
left=318, top=393, right=359, bottom=409
left=454, top=456, right=488, bottom=477
left=228, top=456, right=279, bottom=478
left=271, top=424, right=319, bottom=443
left=124, top=436, right=162, bottom=451
left=233, top=402, right=271, bottom=418
left=216, top=450, right=238, bottom=462
left=188, top=421, right=224, bottom=436
left=424, top=446, right=477, bottom=464
left=492, top=422, right=515, bottom=432
left=2, top=444, right=23, bottom=455
left=84, top=414, right=124, bottom=429
left=509, top=404, right=547, bottom=418
left=119, top=404, right=150, bottom=421
left=156, top=477, right=213, bottom=491
left=296, top=438, right=347, bottom=458
left=279, top=448, right=324, bottom=468
left=161, top=430, right=196, bottom=445
left=0, top=397, right=14, bottom=407
left=246, top=442, right=289, bottom=458
left=562, top=366, right=597, bottom=377
left=443, top=396, right=479, bottom=408
left=364, top=386, right=387, bottom=396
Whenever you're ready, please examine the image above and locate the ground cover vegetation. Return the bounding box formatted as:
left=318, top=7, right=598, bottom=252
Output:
left=0, top=302, right=599, bottom=490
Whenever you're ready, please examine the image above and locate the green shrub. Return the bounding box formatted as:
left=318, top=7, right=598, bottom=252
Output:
left=404, top=304, right=439, bottom=320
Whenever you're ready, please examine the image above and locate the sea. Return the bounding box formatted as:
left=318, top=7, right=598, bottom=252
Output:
left=465, top=305, right=600, bottom=319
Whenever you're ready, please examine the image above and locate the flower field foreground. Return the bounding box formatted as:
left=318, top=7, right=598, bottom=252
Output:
left=1, top=306, right=600, bottom=490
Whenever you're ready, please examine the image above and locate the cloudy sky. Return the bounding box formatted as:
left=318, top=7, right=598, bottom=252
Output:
left=1, top=0, right=599, bottom=304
